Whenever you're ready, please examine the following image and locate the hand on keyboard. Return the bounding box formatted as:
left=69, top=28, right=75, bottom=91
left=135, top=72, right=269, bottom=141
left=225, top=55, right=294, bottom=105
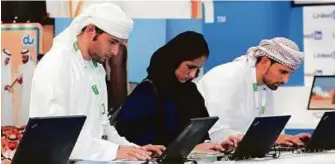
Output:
left=140, top=144, right=166, bottom=157
left=194, top=142, right=225, bottom=153
left=116, top=145, right=152, bottom=161
left=221, top=135, right=242, bottom=152
left=276, top=133, right=311, bottom=146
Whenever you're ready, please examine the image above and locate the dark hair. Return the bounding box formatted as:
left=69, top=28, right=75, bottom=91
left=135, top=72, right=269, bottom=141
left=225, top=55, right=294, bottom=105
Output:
left=80, top=25, right=105, bottom=41
left=80, top=25, right=105, bottom=34
left=256, top=56, right=278, bottom=65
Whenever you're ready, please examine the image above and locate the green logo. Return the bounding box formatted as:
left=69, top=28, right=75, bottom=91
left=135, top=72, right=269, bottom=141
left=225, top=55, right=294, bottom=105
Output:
left=92, top=85, right=99, bottom=95
left=253, top=83, right=257, bottom=92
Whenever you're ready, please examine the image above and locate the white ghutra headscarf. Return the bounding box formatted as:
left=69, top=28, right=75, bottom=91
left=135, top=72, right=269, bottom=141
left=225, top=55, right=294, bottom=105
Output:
left=241, top=37, right=304, bottom=70
left=52, top=3, right=134, bottom=50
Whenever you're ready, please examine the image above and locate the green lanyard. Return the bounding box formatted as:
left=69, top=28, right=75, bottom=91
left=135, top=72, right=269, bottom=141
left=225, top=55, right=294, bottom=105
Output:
left=73, top=41, right=100, bottom=93
left=73, top=40, right=107, bottom=139
left=73, top=40, right=105, bottom=113
left=251, top=66, right=267, bottom=116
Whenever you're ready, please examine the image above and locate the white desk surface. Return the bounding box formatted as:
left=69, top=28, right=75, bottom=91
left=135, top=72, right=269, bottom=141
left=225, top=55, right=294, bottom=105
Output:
left=75, top=150, right=335, bottom=164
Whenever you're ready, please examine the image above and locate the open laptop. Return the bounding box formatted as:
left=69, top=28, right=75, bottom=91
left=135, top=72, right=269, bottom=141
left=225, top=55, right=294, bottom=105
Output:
left=150, top=116, right=219, bottom=163
left=305, top=76, right=335, bottom=152
left=273, top=76, right=335, bottom=152
left=223, top=115, right=291, bottom=160
left=11, top=115, right=86, bottom=164
left=303, top=111, right=335, bottom=152
left=276, top=111, right=335, bottom=153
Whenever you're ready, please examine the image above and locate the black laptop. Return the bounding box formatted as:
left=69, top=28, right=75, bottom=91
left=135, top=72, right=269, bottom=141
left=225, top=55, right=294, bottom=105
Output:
left=304, top=75, right=335, bottom=151
left=225, top=115, right=291, bottom=160
left=301, top=111, right=335, bottom=152
left=151, top=116, right=219, bottom=164
left=11, top=115, right=86, bottom=164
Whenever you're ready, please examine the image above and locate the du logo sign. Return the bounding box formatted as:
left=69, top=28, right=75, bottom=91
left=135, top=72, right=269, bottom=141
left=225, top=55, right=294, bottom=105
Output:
left=21, top=33, right=35, bottom=47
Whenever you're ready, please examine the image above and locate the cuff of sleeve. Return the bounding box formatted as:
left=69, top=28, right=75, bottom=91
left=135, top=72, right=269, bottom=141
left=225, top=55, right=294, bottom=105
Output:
left=102, top=142, right=120, bottom=161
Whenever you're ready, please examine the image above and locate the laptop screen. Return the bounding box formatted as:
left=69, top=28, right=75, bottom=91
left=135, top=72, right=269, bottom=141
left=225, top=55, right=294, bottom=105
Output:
left=308, top=76, right=335, bottom=110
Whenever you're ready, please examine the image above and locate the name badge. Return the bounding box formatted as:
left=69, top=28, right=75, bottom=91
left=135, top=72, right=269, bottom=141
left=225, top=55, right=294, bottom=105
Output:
left=92, top=85, right=99, bottom=95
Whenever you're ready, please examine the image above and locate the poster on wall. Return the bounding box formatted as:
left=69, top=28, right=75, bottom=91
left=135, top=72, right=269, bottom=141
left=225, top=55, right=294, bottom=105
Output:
left=303, top=5, right=335, bottom=85
left=1, top=23, right=43, bottom=126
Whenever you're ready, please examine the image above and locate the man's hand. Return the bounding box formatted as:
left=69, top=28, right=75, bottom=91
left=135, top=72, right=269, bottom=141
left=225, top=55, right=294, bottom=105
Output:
left=4, top=85, right=12, bottom=92
left=276, top=133, right=311, bottom=146
left=141, top=144, right=166, bottom=157
left=17, top=76, right=23, bottom=85
left=116, top=145, right=152, bottom=161
left=2, top=159, right=11, bottom=164
left=194, top=142, right=225, bottom=153
left=221, top=135, right=242, bottom=152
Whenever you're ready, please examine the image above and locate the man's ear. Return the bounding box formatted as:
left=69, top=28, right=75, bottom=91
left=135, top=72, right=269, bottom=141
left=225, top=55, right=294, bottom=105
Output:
left=84, top=24, right=97, bottom=40
left=84, top=24, right=96, bottom=32
left=259, top=56, right=271, bottom=70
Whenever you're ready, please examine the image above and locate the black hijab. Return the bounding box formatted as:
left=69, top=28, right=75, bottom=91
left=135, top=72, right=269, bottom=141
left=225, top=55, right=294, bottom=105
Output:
left=146, top=31, right=210, bottom=136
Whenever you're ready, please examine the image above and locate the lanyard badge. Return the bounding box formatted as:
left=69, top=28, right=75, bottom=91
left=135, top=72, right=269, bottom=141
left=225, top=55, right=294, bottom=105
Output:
left=252, top=67, right=267, bottom=116
left=92, top=85, right=99, bottom=95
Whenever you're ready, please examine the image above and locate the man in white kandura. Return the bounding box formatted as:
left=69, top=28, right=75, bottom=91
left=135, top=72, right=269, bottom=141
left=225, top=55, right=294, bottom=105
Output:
left=29, top=3, right=164, bottom=162
left=2, top=48, right=13, bottom=126
left=17, top=49, right=36, bottom=125
left=197, top=37, right=311, bottom=146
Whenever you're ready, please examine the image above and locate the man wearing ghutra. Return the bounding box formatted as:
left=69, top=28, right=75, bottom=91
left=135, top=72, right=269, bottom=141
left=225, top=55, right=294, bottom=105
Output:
left=17, top=49, right=36, bottom=125
left=197, top=37, right=311, bottom=146
left=29, top=3, right=164, bottom=162
left=2, top=49, right=13, bottom=126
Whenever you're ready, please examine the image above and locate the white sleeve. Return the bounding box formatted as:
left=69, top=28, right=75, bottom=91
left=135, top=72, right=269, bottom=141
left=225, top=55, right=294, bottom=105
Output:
left=196, top=66, right=244, bottom=142
left=105, top=124, right=138, bottom=147
left=71, top=130, right=120, bottom=161
left=29, top=57, right=119, bottom=161
left=29, top=61, right=69, bottom=117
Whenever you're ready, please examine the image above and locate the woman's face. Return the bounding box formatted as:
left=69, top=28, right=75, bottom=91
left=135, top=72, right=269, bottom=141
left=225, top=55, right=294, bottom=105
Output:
left=175, top=56, right=207, bottom=83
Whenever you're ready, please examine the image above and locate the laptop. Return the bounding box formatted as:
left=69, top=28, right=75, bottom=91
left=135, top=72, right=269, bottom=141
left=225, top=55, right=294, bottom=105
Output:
left=152, top=116, right=219, bottom=163
left=11, top=115, right=86, bottom=164
left=300, top=111, right=335, bottom=152
left=224, top=115, right=291, bottom=160
left=274, top=75, right=335, bottom=152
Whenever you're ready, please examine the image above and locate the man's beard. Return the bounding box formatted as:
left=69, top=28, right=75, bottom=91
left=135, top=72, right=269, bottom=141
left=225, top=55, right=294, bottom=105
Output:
left=89, top=51, right=104, bottom=64
left=263, top=75, right=284, bottom=90
left=93, top=55, right=104, bottom=64
left=262, top=69, right=284, bottom=91
left=22, top=59, right=29, bottom=64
